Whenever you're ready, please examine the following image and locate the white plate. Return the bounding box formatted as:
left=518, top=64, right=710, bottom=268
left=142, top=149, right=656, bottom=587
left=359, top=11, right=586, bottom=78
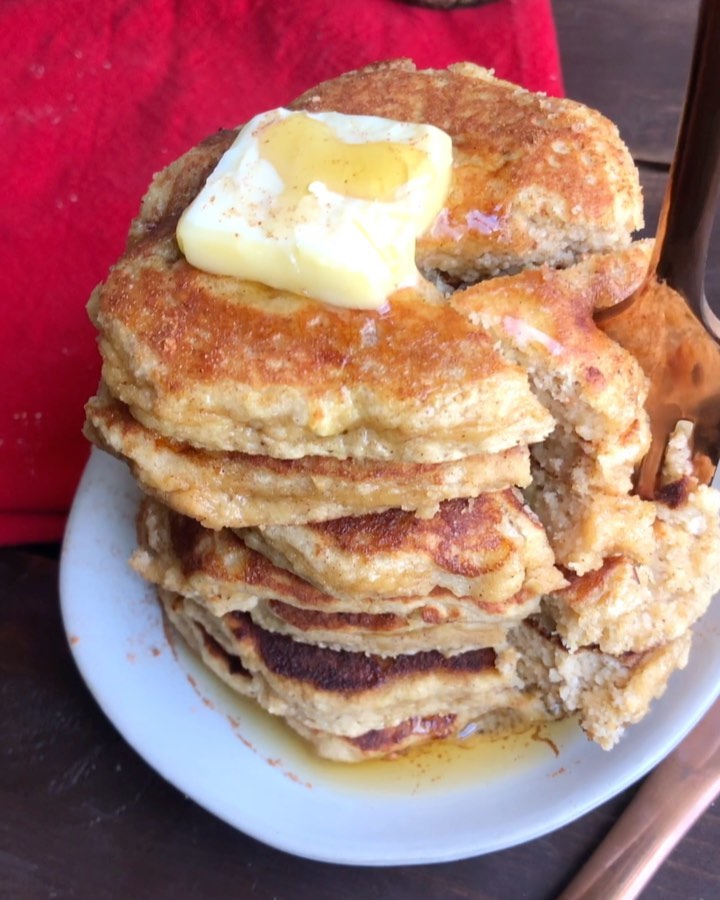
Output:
left=59, top=450, right=720, bottom=866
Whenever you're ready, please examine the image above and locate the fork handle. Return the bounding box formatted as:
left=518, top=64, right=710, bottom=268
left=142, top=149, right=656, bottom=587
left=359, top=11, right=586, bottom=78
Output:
left=654, top=0, right=720, bottom=323
left=556, top=700, right=720, bottom=900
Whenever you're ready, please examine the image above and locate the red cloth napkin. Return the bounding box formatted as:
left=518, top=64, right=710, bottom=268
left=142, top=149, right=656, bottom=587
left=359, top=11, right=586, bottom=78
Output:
left=0, top=0, right=562, bottom=545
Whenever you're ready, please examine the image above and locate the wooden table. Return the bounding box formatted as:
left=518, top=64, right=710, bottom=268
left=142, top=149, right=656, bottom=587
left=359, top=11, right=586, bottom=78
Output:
left=3, top=2, right=719, bottom=897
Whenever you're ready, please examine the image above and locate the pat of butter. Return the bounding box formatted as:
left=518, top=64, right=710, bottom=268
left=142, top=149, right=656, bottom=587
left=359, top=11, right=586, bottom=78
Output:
left=176, top=108, right=452, bottom=309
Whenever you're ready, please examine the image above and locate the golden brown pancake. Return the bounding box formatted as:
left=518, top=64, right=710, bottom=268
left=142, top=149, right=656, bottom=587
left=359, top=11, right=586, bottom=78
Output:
left=293, top=61, right=644, bottom=280
left=86, top=392, right=532, bottom=528
left=88, top=269, right=553, bottom=462
left=127, top=62, right=644, bottom=288
left=247, top=600, right=512, bottom=656
left=132, top=497, right=548, bottom=652
left=240, top=492, right=565, bottom=603
left=166, top=586, right=550, bottom=761
left=161, top=589, right=526, bottom=750
left=87, top=61, right=648, bottom=466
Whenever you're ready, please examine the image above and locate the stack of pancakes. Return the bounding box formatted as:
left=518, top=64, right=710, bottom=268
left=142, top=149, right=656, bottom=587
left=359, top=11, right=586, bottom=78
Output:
left=85, top=61, right=720, bottom=761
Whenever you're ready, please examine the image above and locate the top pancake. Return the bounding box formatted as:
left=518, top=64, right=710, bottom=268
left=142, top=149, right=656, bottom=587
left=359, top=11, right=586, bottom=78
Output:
left=292, top=61, right=644, bottom=280
left=88, top=61, right=644, bottom=463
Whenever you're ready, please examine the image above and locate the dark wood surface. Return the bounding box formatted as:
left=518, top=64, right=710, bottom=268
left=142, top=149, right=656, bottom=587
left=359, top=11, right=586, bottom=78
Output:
left=3, top=2, right=720, bottom=897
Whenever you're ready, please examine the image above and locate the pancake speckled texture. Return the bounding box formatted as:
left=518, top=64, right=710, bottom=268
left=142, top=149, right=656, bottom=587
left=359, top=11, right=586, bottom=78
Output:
left=88, top=270, right=553, bottom=461
left=292, top=61, right=644, bottom=278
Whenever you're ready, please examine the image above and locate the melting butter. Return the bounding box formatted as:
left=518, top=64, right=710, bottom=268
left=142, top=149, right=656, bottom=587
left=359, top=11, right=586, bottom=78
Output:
left=176, top=108, right=452, bottom=309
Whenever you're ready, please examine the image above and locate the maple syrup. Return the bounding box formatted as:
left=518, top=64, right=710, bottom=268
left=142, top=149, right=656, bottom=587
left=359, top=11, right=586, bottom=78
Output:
left=259, top=113, right=428, bottom=204
left=177, top=636, right=579, bottom=796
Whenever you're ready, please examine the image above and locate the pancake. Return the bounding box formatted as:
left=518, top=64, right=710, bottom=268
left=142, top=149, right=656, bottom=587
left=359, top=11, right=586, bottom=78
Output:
left=289, top=700, right=549, bottom=763
left=511, top=617, right=692, bottom=750
left=166, top=585, right=550, bottom=760
left=86, top=60, right=647, bottom=465
left=132, top=497, right=547, bottom=652
left=291, top=60, right=644, bottom=280
left=162, top=587, right=693, bottom=759
left=240, top=492, right=565, bottom=603
left=161, top=590, right=525, bottom=744
left=450, top=241, right=653, bottom=487
left=543, top=474, right=720, bottom=654
left=88, top=252, right=553, bottom=462
left=86, top=392, right=532, bottom=528
left=248, top=600, right=513, bottom=656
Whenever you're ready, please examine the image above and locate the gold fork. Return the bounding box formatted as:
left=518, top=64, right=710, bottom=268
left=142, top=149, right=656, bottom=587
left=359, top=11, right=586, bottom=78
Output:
left=596, top=0, right=720, bottom=500
left=558, top=3, right=720, bottom=897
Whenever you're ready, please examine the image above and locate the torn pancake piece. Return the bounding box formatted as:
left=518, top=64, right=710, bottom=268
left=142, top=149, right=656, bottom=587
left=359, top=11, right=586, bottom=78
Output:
left=543, top=427, right=720, bottom=654
left=450, top=243, right=657, bottom=575
left=528, top=427, right=656, bottom=574
left=511, top=617, right=692, bottom=750
left=450, top=242, right=653, bottom=487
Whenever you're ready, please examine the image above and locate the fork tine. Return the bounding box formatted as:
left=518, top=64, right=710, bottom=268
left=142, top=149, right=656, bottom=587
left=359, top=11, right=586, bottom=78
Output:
left=636, top=409, right=682, bottom=501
